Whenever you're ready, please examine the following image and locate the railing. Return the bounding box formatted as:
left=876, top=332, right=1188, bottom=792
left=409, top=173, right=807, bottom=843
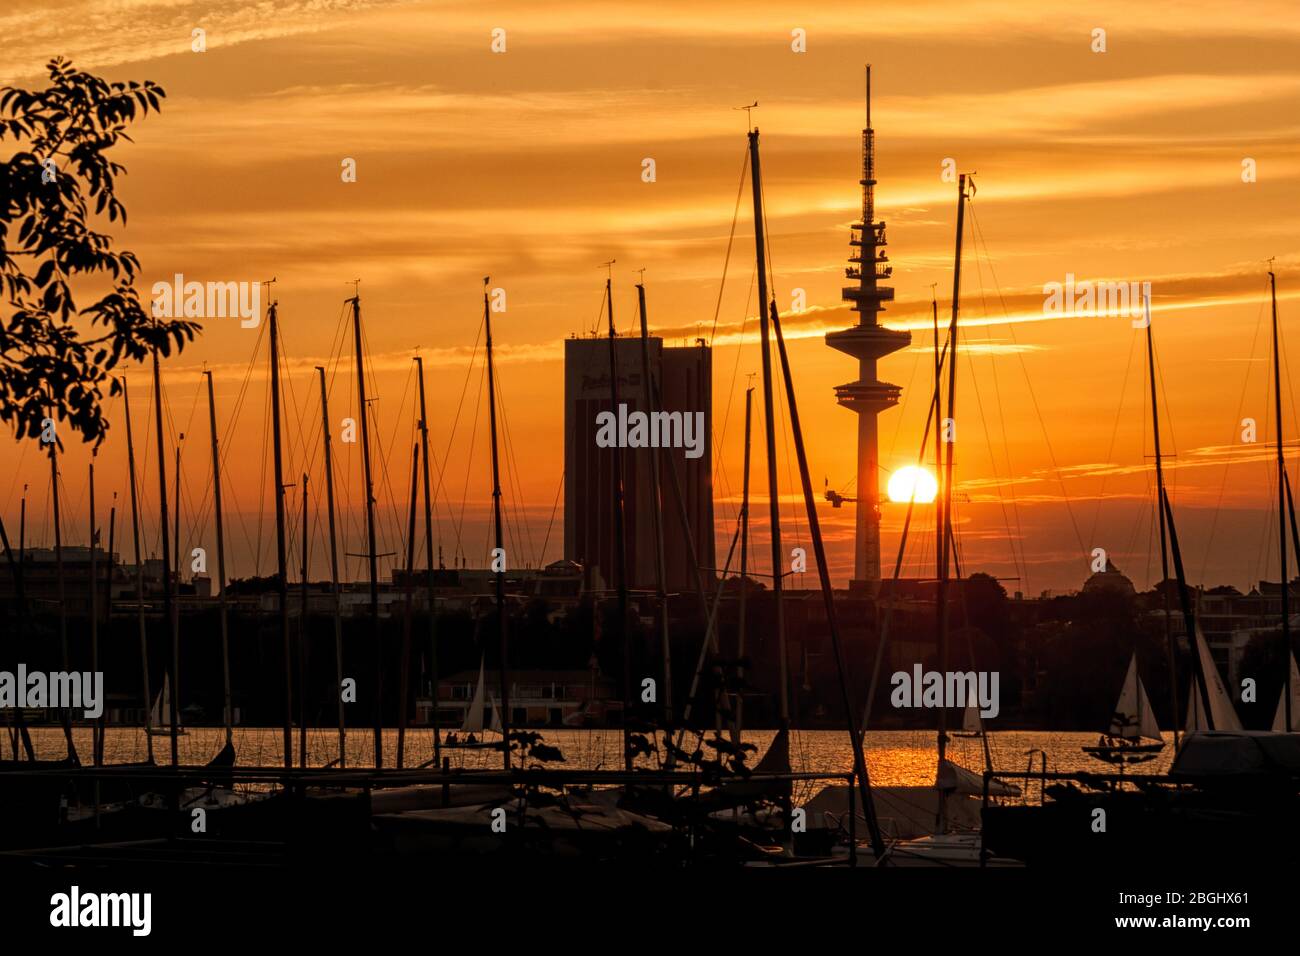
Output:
left=980, top=767, right=1186, bottom=811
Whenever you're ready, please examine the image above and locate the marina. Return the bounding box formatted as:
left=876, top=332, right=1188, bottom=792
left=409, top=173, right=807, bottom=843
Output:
left=1, top=0, right=1296, bottom=938
left=2, top=76, right=1297, bottom=877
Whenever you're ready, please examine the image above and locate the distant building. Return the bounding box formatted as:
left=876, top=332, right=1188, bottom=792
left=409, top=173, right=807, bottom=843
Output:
left=1145, top=579, right=1300, bottom=685
left=563, top=334, right=714, bottom=592
left=392, top=559, right=583, bottom=609
left=424, top=666, right=619, bottom=728
left=1082, top=560, right=1136, bottom=596
left=0, top=546, right=115, bottom=619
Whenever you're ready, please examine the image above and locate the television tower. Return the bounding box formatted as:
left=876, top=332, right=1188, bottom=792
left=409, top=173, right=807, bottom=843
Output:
left=825, top=65, right=911, bottom=591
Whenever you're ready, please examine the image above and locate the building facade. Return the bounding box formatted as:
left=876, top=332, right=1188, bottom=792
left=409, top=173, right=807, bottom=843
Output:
left=563, top=334, right=714, bottom=593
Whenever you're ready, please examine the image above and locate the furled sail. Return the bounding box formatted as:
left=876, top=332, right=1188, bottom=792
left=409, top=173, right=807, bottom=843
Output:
left=1271, top=653, right=1300, bottom=732
left=1184, top=626, right=1243, bottom=733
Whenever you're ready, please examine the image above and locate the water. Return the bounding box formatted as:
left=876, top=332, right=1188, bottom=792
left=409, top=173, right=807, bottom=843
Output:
left=18, top=726, right=1175, bottom=804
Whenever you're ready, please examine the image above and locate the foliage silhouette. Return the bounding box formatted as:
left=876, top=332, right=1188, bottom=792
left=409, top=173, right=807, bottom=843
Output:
left=0, top=58, right=197, bottom=449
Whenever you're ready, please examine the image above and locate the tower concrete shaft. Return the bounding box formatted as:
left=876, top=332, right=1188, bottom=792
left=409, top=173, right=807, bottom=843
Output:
left=825, top=65, right=910, bottom=590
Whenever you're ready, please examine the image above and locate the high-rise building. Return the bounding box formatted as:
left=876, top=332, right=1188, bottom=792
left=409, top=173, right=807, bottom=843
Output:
left=563, top=334, right=713, bottom=593
left=826, top=66, right=911, bottom=591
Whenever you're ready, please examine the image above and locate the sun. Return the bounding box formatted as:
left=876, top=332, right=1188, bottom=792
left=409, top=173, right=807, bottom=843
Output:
left=887, top=465, right=938, bottom=504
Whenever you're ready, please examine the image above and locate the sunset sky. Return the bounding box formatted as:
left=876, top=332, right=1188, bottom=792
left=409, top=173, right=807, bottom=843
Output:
left=4, top=0, right=1300, bottom=594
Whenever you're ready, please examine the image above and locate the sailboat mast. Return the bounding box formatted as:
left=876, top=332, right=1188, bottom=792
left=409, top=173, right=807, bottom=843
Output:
left=1145, top=295, right=1212, bottom=727
left=173, top=442, right=181, bottom=604
left=315, top=366, right=346, bottom=767
left=1142, top=296, right=1180, bottom=746
left=350, top=294, right=384, bottom=769
left=6, top=489, right=31, bottom=760
left=13, top=490, right=27, bottom=760
left=1285, top=473, right=1300, bottom=732
left=49, top=435, right=76, bottom=760
left=172, top=441, right=184, bottom=744
left=1140, top=297, right=1181, bottom=748
left=636, top=282, right=673, bottom=726
left=0, top=516, right=21, bottom=760
left=748, top=128, right=790, bottom=728
left=89, top=459, right=100, bottom=766
left=102, top=496, right=114, bottom=765
left=605, top=269, right=631, bottom=770
left=949, top=521, right=995, bottom=770
left=150, top=345, right=178, bottom=767
left=269, top=303, right=293, bottom=769
left=300, top=472, right=309, bottom=767
left=414, top=357, right=440, bottom=765
left=734, top=386, right=753, bottom=745
left=1270, top=266, right=1292, bottom=731
left=937, top=174, right=969, bottom=782
left=398, top=444, right=418, bottom=769
left=1163, top=492, right=1214, bottom=725
left=122, top=377, right=154, bottom=762
left=483, top=277, right=512, bottom=771
left=932, top=288, right=942, bottom=579
left=204, top=371, right=233, bottom=747
left=771, top=304, right=885, bottom=857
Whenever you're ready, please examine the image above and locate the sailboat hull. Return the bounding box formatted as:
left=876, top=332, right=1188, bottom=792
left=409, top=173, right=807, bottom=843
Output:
left=1080, top=747, right=1162, bottom=765
left=837, top=832, right=1023, bottom=868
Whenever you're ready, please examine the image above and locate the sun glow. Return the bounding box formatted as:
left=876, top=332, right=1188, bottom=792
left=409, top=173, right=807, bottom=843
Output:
left=887, top=465, right=938, bottom=504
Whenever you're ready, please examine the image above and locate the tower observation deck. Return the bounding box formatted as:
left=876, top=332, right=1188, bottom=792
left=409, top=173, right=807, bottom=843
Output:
left=825, top=66, right=910, bottom=591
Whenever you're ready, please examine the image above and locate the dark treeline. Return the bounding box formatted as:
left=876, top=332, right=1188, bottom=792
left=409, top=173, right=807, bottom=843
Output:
left=2, top=574, right=1294, bottom=732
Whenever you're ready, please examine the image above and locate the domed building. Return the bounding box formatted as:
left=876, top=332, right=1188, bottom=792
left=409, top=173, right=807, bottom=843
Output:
left=1082, top=559, right=1136, bottom=597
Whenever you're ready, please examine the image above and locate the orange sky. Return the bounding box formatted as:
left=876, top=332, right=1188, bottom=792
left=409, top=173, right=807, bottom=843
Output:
left=4, top=0, right=1300, bottom=593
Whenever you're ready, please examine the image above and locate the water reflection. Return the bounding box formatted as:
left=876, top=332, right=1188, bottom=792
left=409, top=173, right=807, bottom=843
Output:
left=24, top=726, right=1175, bottom=794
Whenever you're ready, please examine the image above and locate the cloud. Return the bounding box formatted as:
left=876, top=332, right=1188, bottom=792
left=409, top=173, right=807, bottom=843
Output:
left=0, top=0, right=411, bottom=83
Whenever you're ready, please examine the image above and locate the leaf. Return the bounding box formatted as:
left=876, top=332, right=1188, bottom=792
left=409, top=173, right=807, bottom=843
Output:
left=33, top=258, right=55, bottom=287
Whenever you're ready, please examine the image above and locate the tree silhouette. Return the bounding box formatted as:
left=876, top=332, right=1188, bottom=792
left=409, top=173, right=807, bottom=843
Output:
left=0, top=58, right=197, bottom=448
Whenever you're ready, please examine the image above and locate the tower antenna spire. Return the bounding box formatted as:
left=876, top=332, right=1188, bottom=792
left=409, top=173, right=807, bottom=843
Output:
left=825, top=66, right=911, bottom=591
left=865, top=64, right=871, bottom=128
